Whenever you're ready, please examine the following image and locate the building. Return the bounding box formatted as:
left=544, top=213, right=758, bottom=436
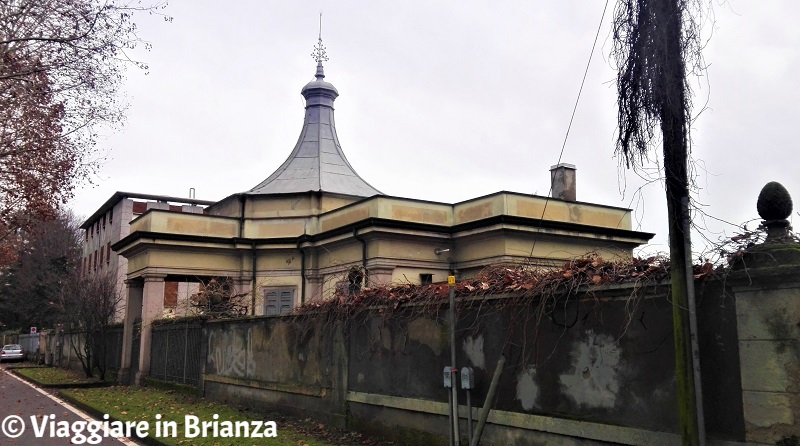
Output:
left=79, top=193, right=214, bottom=320
left=102, top=56, right=652, bottom=384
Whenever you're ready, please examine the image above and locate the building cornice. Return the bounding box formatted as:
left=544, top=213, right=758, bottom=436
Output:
left=81, top=191, right=215, bottom=229
left=112, top=214, right=654, bottom=256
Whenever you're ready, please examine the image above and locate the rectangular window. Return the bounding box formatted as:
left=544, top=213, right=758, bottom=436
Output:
left=85, top=230, right=88, bottom=241
left=264, top=287, right=296, bottom=316
left=99, top=248, right=103, bottom=265
left=106, top=243, right=111, bottom=264
left=94, top=251, right=98, bottom=270
left=109, top=208, right=113, bottom=225
left=420, top=274, right=433, bottom=285
left=102, top=215, right=106, bottom=229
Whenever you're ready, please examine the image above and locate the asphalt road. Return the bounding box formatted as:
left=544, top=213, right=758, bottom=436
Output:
left=0, top=364, right=137, bottom=446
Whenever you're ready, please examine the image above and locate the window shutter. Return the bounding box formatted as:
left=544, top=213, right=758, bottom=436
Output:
left=280, top=290, right=293, bottom=314
left=265, top=290, right=279, bottom=316
left=264, top=288, right=295, bottom=316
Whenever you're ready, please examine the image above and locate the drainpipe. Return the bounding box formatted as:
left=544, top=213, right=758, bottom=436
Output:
left=251, top=242, right=257, bottom=316
left=239, top=195, right=256, bottom=316
left=238, top=194, right=245, bottom=238
left=297, top=240, right=306, bottom=305
left=353, top=228, right=367, bottom=285
left=237, top=195, right=246, bottom=303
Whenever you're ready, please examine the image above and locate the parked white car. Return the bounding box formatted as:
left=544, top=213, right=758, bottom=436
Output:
left=0, top=344, right=24, bottom=363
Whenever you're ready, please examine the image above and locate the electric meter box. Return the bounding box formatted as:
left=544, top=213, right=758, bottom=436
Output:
left=461, top=367, right=475, bottom=389
left=443, top=366, right=453, bottom=388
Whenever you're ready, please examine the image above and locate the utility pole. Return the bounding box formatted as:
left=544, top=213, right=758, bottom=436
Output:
left=661, top=1, right=704, bottom=441
left=448, top=274, right=460, bottom=446
left=611, top=1, right=706, bottom=443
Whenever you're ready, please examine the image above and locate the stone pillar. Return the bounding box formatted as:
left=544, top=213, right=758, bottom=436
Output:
left=118, top=279, right=143, bottom=385
left=730, top=181, right=800, bottom=443
left=134, top=274, right=166, bottom=385
left=732, top=273, right=800, bottom=444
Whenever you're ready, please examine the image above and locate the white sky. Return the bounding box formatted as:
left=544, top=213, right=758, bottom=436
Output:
left=70, top=0, right=800, bottom=260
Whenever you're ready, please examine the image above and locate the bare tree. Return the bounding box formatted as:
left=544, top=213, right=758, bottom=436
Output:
left=60, top=267, right=123, bottom=379
left=189, top=278, right=249, bottom=319
left=0, top=0, right=169, bottom=259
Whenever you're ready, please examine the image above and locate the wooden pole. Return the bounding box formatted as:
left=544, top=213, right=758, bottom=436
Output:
left=469, top=354, right=505, bottom=446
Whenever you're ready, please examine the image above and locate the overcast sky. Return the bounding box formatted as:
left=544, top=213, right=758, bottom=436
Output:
left=70, top=1, right=800, bottom=259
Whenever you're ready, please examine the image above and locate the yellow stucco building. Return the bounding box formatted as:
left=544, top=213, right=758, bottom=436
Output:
left=108, top=57, right=652, bottom=384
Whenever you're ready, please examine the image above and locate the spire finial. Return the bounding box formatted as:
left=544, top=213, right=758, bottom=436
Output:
left=311, top=12, right=328, bottom=80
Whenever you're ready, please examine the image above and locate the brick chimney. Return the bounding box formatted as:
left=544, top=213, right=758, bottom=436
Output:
left=550, top=163, right=576, bottom=201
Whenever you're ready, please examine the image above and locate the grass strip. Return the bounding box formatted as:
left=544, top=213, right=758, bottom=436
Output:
left=13, top=366, right=108, bottom=387
left=60, top=386, right=335, bottom=446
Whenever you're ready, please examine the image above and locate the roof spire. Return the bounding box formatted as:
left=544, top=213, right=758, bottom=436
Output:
left=311, top=12, right=328, bottom=80
left=246, top=22, right=381, bottom=198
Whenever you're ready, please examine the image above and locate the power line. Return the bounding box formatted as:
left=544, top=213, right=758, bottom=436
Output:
left=528, top=0, right=610, bottom=260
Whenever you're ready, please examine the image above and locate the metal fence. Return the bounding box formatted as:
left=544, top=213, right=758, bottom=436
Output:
left=102, top=326, right=124, bottom=372
left=149, top=320, right=203, bottom=387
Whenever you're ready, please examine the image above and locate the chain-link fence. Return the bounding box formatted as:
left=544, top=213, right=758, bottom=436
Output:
left=150, top=320, right=203, bottom=387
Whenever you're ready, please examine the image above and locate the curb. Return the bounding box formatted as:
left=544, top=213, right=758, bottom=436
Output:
left=10, top=368, right=114, bottom=389
left=58, top=391, right=168, bottom=446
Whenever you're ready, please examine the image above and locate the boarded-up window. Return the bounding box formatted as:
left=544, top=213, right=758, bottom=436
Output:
left=132, top=201, right=147, bottom=215
left=264, top=288, right=295, bottom=316
left=164, top=281, right=179, bottom=308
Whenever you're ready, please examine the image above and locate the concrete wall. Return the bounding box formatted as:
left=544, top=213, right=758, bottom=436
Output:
left=197, top=278, right=775, bottom=445
left=344, top=292, right=683, bottom=444
left=203, top=316, right=348, bottom=425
